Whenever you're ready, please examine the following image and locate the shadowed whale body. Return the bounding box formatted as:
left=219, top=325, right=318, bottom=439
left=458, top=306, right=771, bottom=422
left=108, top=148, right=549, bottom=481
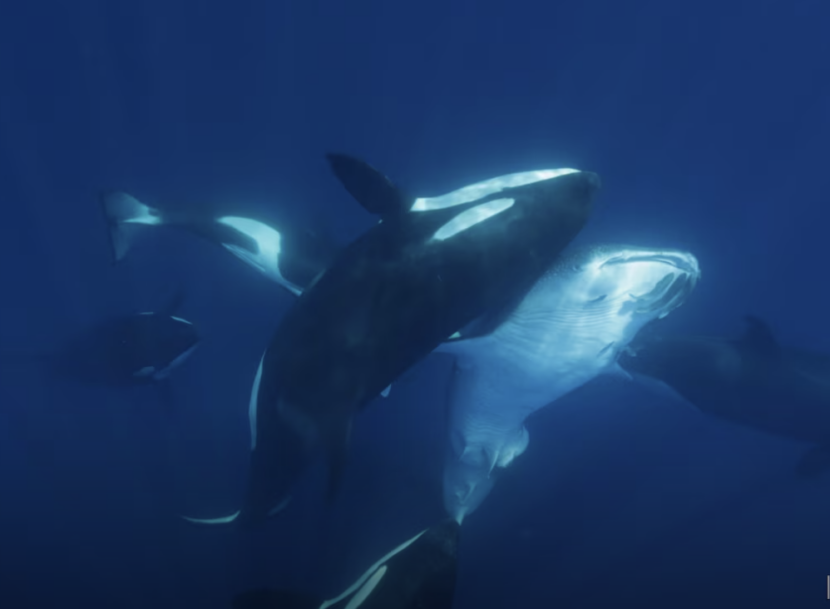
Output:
left=232, top=518, right=460, bottom=609
left=230, top=154, right=600, bottom=525
left=619, top=316, right=830, bottom=476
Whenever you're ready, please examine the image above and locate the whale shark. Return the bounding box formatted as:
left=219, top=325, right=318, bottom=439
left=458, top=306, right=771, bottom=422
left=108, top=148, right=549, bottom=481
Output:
left=187, top=153, right=599, bottom=525
left=232, top=518, right=459, bottom=609
left=618, top=316, right=830, bottom=476
left=436, top=244, right=701, bottom=523
left=100, top=191, right=339, bottom=296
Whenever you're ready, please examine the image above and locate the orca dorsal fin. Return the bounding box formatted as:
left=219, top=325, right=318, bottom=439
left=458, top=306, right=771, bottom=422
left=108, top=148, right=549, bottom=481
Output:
left=326, top=153, right=412, bottom=216
left=740, top=315, right=781, bottom=356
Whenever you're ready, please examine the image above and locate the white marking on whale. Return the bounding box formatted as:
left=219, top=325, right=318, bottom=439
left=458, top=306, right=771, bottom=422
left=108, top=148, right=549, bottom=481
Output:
left=215, top=216, right=303, bottom=296
left=249, top=351, right=266, bottom=451
left=320, top=527, right=426, bottom=609
left=432, top=197, right=515, bottom=241
left=411, top=169, right=578, bottom=211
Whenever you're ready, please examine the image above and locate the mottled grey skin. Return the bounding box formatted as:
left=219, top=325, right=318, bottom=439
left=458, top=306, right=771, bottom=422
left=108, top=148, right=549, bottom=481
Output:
left=619, top=316, right=830, bottom=475
left=243, top=155, right=600, bottom=523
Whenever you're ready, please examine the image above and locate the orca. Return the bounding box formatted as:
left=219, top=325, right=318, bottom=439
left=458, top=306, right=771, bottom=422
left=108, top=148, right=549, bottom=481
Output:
left=436, top=244, right=701, bottom=522
left=188, top=154, right=599, bottom=525
left=618, top=316, right=830, bottom=476
left=38, top=287, right=201, bottom=388
left=100, top=191, right=339, bottom=296
left=231, top=518, right=459, bottom=609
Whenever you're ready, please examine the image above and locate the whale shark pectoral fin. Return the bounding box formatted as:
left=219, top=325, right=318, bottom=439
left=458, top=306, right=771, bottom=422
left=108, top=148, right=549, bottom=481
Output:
left=99, top=191, right=163, bottom=262
left=740, top=315, right=782, bottom=358
left=380, top=384, right=392, bottom=398
left=795, top=444, right=830, bottom=478
left=180, top=510, right=241, bottom=525
left=325, top=153, right=412, bottom=216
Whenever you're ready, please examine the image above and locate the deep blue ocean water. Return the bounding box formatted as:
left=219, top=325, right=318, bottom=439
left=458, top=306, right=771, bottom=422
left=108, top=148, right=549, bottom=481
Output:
left=1, top=0, right=828, bottom=607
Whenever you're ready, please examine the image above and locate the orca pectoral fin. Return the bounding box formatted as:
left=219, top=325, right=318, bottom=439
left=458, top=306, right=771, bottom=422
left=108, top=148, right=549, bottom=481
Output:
left=795, top=445, right=830, bottom=478
left=99, top=191, right=163, bottom=262
left=325, top=153, right=411, bottom=216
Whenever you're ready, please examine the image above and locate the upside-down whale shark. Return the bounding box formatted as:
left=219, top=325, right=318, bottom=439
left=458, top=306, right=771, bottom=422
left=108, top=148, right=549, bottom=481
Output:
left=187, top=153, right=599, bottom=525
left=100, top=191, right=339, bottom=296
left=618, top=316, right=830, bottom=476
left=436, top=244, right=701, bottom=523
left=232, top=518, right=459, bottom=609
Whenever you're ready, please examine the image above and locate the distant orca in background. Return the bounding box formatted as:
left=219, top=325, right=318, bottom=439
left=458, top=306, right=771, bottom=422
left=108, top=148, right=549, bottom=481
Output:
left=436, top=244, right=701, bottom=522
left=232, top=518, right=459, bottom=609
left=38, top=287, right=201, bottom=388
left=100, top=191, right=340, bottom=296
left=619, top=316, right=830, bottom=477
left=186, top=153, right=599, bottom=526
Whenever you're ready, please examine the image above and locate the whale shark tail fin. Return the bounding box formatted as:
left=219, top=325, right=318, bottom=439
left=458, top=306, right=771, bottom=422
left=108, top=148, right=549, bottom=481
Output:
left=795, top=444, right=830, bottom=478
left=232, top=588, right=321, bottom=609
left=325, top=153, right=412, bottom=216
left=100, top=191, right=164, bottom=262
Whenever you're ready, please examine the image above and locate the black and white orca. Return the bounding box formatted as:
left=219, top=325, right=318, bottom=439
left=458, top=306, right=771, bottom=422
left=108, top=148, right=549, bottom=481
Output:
left=195, top=153, right=600, bottom=525
left=619, top=316, right=830, bottom=476
left=100, top=191, right=339, bottom=295
left=40, top=288, right=200, bottom=387
left=231, top=518, right=459, bottom=609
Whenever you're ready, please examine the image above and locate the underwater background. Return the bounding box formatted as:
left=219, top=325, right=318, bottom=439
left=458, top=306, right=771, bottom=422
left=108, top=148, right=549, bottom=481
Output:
left=1, top=0, right=828, bottom=607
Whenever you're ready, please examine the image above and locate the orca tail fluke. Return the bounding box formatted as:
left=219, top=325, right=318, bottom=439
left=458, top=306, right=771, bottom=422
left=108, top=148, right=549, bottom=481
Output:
left=232, top=588, right=321, bottom=609
left=180, top=497, right=291, bottom=526
left=99, top=191, right=163, bottom=262
left=795, top=444, right=830, bottom=478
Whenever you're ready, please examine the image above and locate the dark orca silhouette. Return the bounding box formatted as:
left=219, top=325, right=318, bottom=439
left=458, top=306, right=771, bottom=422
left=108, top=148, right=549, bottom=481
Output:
left=231, top=518, right=460, bottom=609
left=100, top=191, right=339, bottom=295
left=225, top=155, right=599, bottom=525
left=40, top=287, right=200, bottom=387
left=619, top=316, right=830, bottom=476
